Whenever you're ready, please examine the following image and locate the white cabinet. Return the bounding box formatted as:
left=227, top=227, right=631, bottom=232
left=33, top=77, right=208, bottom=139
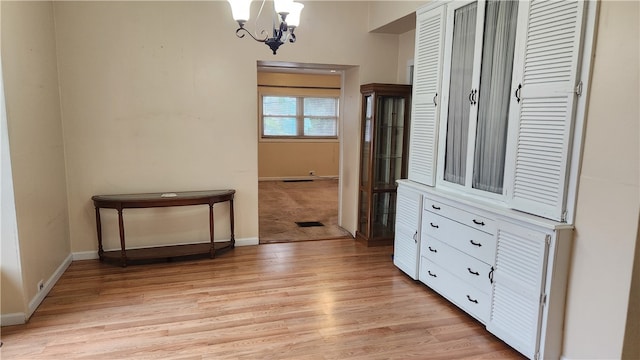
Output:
left=488, top=218, right=573, bottom=360
left=409, top=0, right=589, bottom=222
left=398, top=0, right=596, bottom=357
left=396, top=180, right=573, bottom=360
left=505, top=0, right=586, bottom=221
left=393, top=185, right=423, bottom=279
left=419, top=191, right=497, bottom=324
left=407, top=6, right=446, bottom=186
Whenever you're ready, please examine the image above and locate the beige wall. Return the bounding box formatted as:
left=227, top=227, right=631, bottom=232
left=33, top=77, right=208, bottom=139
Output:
left=368, top=1, right=428, bottom=33
left=258, top=142, right=339, bottom=179
left=562, top=1, right=640, bottom=358
left=51, top=1, right=399, bottom=253
left=1, top=1, right=70, bottom=315
left=0, top=6, right=26, bottom=317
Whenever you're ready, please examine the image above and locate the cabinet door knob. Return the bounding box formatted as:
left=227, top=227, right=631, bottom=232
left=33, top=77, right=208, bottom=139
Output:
left=413, top=231, right=418, bottom=243
left=428, top=246, right=437, bottom=253
left=467, top=268, right=480, bottom=276
left=428, top=271, right=437, bottom=278
left=433, top=93, right=438, bottom=106
left=515, top=83, right=522, bottom=103
left=489, top=266, right=495, bottom=284
left=466, top=295, right=479, bottom=304
left=469, top=240, right=482, bottom=247
left=430, top=222, right=439, bottom=229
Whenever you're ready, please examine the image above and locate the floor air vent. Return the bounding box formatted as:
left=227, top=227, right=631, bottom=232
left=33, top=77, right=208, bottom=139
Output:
left=295, top=221, right=324, bottom=227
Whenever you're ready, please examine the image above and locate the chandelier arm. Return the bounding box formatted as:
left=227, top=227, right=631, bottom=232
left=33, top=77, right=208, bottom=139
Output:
left=235, top=27, right=268, bottom=43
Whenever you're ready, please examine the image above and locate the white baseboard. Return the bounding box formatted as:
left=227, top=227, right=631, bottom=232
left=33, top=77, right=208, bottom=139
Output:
left=258, top=176, right=339, bottom=182
left=235, top=237, right=259, bottom=246
left=1, top=312, right=26, bottom=326
left=71, top=237, right=260, bottom=260
left=26, top=253, right=73, bottom=320
left=73, top=250, right=99, bottom=260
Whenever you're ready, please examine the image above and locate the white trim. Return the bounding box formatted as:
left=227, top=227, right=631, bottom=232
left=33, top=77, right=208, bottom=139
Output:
left=26, top=253, right=73, bottom=320
left=417, top=0, right=453, bottom=16
left=258, top=175, right=338, bottom=182
left=235, top=237, right=259, bottom=246
left=564, top=0, right=599, bottom=225
left=1, top=312, right=26, bottom=326
left=72, top=250, right=99, bottom=261
left=406, top=59, right=414, bottom=85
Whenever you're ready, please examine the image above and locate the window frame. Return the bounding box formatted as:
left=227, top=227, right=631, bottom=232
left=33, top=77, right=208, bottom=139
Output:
left=259, top=89, right=340, bottom=141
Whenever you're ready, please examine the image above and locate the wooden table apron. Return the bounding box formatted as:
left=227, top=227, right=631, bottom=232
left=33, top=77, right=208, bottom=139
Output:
left=91, top=190, right=235, bottom=267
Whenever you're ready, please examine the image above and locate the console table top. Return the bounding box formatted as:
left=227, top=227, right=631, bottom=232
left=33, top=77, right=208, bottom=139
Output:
left=92, top=189, right=235, bottom=209
left=92, top=189, right=234, bottom=202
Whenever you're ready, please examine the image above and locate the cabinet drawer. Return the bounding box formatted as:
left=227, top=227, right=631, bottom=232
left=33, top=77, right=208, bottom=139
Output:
left=422, top=211, right=497, bottom=264
left=424, top=198, right=496, bottom=235
left=421, top=236, right=492, bottom=295
left=419, top=258, right=490, bottom=324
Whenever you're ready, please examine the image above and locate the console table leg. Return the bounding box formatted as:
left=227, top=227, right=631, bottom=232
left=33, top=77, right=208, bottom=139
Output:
left=117, top=208, right=127, bottom=267
left=229, top=198, right=235, bottom=248
left=95, top=207, right=104, bottom=261
left=209, top=203, right=215, bottom=258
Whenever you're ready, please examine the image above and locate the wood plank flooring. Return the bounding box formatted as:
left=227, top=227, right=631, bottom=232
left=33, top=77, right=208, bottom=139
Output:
left=1, top=239, right=524, bottom=359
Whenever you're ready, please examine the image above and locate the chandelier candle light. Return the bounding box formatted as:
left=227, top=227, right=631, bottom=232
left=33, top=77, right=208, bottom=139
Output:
left=227, top=0, right=304, bottom=55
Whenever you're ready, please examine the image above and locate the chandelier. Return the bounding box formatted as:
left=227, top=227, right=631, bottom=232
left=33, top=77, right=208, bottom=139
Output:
left=227, top=0, right=304, bottom=55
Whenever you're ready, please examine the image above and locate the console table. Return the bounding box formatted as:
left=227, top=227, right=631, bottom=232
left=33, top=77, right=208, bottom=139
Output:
left=92, top=189, right=235, bottom=267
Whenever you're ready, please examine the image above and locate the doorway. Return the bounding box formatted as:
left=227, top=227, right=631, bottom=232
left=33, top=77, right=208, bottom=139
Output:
left=257, top=62, right=351, bottom=244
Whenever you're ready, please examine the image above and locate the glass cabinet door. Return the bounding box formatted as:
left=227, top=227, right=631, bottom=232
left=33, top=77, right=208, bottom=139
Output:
left=440, top=0, right=519, bottom=197
left=357, top=84, right=412, bottom=246
left=373, top=96, right=406, bottom=190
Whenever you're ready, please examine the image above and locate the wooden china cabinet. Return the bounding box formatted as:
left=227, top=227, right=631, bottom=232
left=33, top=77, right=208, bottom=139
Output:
left=356, top=83, right=411, bottom=246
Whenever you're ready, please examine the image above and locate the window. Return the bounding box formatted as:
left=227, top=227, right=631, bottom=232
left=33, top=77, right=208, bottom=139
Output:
left=261, top=95, right=339, bottom=138
left=439, top=0, right=519, bottom=197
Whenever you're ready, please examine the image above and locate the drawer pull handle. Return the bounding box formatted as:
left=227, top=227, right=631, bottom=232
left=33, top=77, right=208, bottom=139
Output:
left=472, top=219, right=485, bottom=226
left=467, top=268, right=480, bottom=276
left=430, top=222, right=439, bottom=228
left=469, top=240, right=482, bottom=247
left=431, top=205, right=441, bottom=210
left=413, top=231, right=418, bottom=243
left=489, top=266, right=495, bottom=284
left=428, top=271, right=437, bottom=278
left=466, top=295, right=479, bottom=304
left=428, top=246, right=437, bottom=253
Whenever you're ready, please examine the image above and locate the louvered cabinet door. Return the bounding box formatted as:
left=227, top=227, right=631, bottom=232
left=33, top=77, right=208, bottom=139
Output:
left=487, top=219, right=550, bottom=359
left=505, top=0, right=586, bottom=221
left=393, top=184, right=423, bottom=279
left=408, top=6, right=446, bottom=186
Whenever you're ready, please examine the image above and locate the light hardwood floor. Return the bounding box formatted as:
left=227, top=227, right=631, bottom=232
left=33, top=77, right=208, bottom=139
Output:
left=1, top=239, right=524, bottom=359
